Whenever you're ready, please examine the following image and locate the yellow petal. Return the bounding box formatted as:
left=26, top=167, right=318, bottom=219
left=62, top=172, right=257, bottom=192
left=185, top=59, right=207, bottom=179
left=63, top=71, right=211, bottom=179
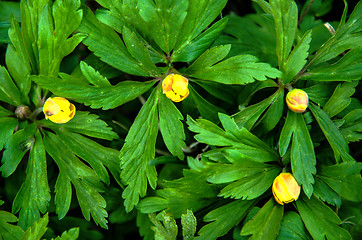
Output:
left=43, top=97, right=76, bottom=124
left=162, top=74, right=189, bottom=102
left=272, top=173, right=301, bottom=205
left=286, top=89, right=309, bottom=113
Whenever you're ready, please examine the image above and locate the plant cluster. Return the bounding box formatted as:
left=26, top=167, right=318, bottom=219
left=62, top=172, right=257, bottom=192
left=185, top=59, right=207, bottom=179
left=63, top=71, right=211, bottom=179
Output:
left=0, top=0, right=361, bottom=239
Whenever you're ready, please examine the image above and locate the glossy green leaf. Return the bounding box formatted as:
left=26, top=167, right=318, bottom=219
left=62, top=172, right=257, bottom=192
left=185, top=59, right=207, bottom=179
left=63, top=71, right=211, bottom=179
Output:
left=196, top=199, right=255, bottom=240
left=188, top=84, right=226, bottom=123
left=158, top=88, right=186, bottom=159
left=323, top=81, right=358, bottom=118
left=172, top=18, right=228, bottom=62
left=340, top=109, right=362, bottom=142
left=270, top=0, right=298, bottom=68
left=309, top=103, right=354, bottom=162
left=276, top=211, right=312, bottom=240
left=149, top=211, right=178, bottom=240
left=20, top=212, right=48, bottom=240
left=188, top=54, right=281, bottom=85
left=284, top=30, right=312, bottom=83
left=0, top=106, right=13, bottom=117
left=301, top=47, right=362, bottom=81
left=240, top=198, right=284, bottom=240
left=296, top=194, right=352, bottom=240
left=0, top=66, right=26, bottom=106
left=41, top=111, right=118, bottom=141
left=0, top=117, right=18, bottom=151
left=313, top=177, right=342, bottom=207
left=52, top=228, right=79, bottom=240
left=120, top=88, right=159, bottom=212
left=181, top=209, right=197, bottom=240
left=318, top=162, right=362, bottom=202
left=79, top=61, right=111, bottom=87
left=279, top=111, right=316, bottom=197
left=44, top=132, right=108, bottom=229
left=0, top=208, right=24, bottom=240
left=12, top=132, right=50, bottom=230
left=0, top=123, right=37, bottom=178
left=31, top=74, right=156, bottom=110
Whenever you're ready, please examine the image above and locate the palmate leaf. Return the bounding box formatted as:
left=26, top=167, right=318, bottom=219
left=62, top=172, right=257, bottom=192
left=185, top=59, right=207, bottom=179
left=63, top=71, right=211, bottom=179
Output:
left=301, top=47, right=362, bottom=81
left=206, top=151, right=281, bottom=200
left=317, top=162, right=362, bottom=202
left=20, top=213, right=48, bottom=240
left=43, top=132, right=108, bottom=229
left=78, top=6, right=154, bottom=76
left=37, top=0, right=86, bottom=76
left=196, top=199, right=256, bottom=240
left=158, top=88, right=186, bottom=160
left=172, top=0, right=228, bottom=62
left=309, top=103, right=355, bottom=162
left=41, top=111, right=118, bottom=141
left=276, top=211, right=312, bottom=240
left=0, top=206, right=24, bottom=240
left=120, top=88, right=159, bottom=212
left=296, top=194, right=352, bottom=240
left=269, top=0, right=298, bottom=68
left=12, top=132, right=50, bottom=230
left=188, top=54, right=281, bottom=85
left=187, top=114, right=279, bottom=163
left=240, top=198, right=284, bottom=240
left=0, top=123, right=37, bottom=178
left=323, top=81, right=358, bottom=118
left=31, top=74, right=156, bottom=110
left=279, top=111, right=316, bottom=198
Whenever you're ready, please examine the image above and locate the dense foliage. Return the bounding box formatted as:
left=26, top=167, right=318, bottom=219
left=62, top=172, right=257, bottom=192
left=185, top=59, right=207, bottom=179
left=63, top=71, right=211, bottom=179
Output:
left=0, top=0, right=361, bottom=239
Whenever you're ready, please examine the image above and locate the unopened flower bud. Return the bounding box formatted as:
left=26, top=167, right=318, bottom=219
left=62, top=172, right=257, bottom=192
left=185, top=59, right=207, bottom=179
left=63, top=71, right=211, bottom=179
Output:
left=43, top=97, right=76, bottom=124
left=286, top=89, right=309, bottom=113
left=272, top=173, right=301, bottom=205
left=162, top=74, right=189, bottom=102
left=15, top=105, right=31, bottom=120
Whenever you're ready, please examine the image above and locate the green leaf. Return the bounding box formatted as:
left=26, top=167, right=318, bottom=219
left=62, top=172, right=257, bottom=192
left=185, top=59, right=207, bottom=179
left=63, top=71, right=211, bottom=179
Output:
left=0, top=106, right=13, bottom=117
left=196, top=199, right=255, bottom=240
left=283, top=30, right=312, bottom=83
left=120, top=88, right=159, bottom=212
left=270, top=0, right=298, bottom=68
left=158, top=88, right=186, bottom=159
left=323, top=81, right=358, bottom=118
left=181, top=209, right=197, bottom=240
left=309, top=103, right=354, bottom=162
left=301, top=47, right=362, bottom=81
left=12, top=132, right=50, bottom=230
left=206, top=156, right=281, bottom=200
left=41, top=111, right=118, bottom=141
left=172, top=18, right=228, bottom=62
left=21, top=213, right=48, bottom=240
left=149, top=211, right=178, bottom=240
left=172, top=0, right=228, bottom=62
left=0, top=66, right=27, bottom=106
left=318, top=162, right=362, bottom=202
left=137, top=0, right=188, bottom=54
left=44, top=132, right=108, bottom=229
left=52, top=228, right=79, bottom=240
left=0, top=123, right=37, bottom=178
left=296, top=194, right=352, bottom=240
left=188, top=84, right=226, bottom=123
left=188, top=54, right=281, bottom=85
left=78, top=6, right=151, bottom=76
left=240, top=198, right=284, bottom=240
left=79, top=61, right=111, bottom=87
left=340, top=109, right=362, bottom=142
left=122, top=26, right=160, bottom=76
left=276, top=211, right=312, bottom=240
left=279, top=111, right=316, bottom=197
left=31, top=74, right=156, bottom=110
left=187, top=114, right=279, bottom=162
left=185, top=45, right=231, bottom=74
left=0, top=117, right=18, bottom=151
left=0, top=209, right=24, bottom=240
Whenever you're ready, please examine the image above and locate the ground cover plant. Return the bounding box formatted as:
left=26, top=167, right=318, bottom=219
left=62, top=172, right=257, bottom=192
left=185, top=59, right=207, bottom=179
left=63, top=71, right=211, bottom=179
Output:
left=0, top=0, right=361, bottom=239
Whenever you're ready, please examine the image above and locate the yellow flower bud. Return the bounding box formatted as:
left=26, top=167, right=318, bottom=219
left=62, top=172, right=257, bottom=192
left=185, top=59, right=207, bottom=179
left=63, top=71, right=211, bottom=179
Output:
left=286, top=89, right=309, bottom=113
left=162, top=74, right=189, bottom=102
left=43, top=97, right=76, bottom=124
left=272, top=173, right=301, bottom=205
